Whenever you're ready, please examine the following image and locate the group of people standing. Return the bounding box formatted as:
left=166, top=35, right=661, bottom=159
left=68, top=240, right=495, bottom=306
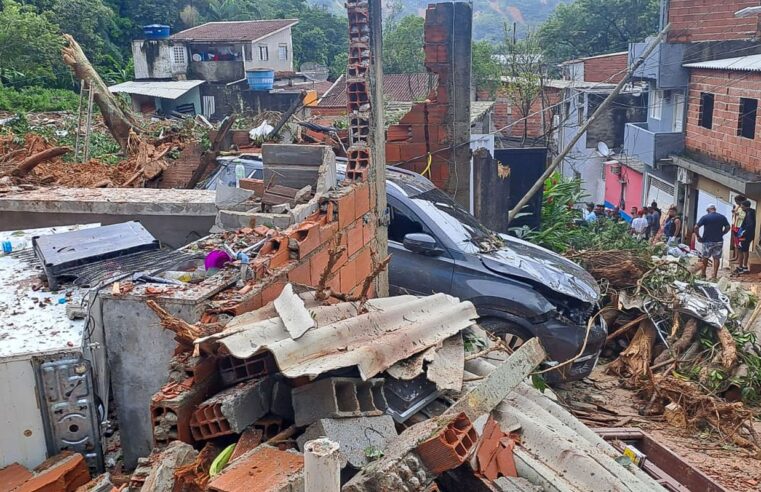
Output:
left=584, top=197, right=757, bottom=281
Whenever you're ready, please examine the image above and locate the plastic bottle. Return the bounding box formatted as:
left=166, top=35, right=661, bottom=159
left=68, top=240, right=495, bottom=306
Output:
left=235, top=161, right=246, bottom=188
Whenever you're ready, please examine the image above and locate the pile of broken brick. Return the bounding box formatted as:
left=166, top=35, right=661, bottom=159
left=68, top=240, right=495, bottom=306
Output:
left=1, top=284, right=671, bottom=491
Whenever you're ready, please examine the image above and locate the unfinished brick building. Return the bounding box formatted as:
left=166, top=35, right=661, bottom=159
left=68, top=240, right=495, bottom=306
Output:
left=385, top=2, right=472, bottom=205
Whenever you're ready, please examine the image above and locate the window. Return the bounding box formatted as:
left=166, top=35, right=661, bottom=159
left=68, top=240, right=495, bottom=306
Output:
left=278, top=44, right=288, bottom=61
left=388, top=205, right=426, bottom=243
left=577, top=93, right=585, bottom=126
left=738, top=97, right=758, bottom=139
left=649, top=89, right=663, bottom=120
left=172, top=46, right=186, bottom=65
left=699, top=92, right=714, bottom=129
left=244, top=43, right=253, bottom=61
left=258, top=45, right=269, bottom=61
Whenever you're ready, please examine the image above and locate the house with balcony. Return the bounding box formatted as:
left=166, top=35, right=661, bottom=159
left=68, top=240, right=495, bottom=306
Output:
left=554, top=52, right=647, bottom=210
left=110, top=19, right=300, bottom=120
left=620, top=0, right=761, bottom=247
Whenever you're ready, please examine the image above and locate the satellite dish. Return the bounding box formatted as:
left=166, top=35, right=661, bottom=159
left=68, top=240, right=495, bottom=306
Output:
left=300, top=62, right=330, bottom=82
left=597, top=141, right=613, bottom=158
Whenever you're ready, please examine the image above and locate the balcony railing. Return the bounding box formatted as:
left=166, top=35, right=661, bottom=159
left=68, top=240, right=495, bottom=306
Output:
left=623, top=122, right=684, bottom=166
left=188, top=60, right=245, bottom=83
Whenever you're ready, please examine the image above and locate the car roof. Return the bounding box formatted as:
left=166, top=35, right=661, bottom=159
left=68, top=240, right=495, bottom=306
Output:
left=386, top=166, right=436, bottom=197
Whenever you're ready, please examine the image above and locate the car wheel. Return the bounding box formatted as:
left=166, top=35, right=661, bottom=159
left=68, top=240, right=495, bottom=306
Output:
left=478, top=318, right=534, bottom=352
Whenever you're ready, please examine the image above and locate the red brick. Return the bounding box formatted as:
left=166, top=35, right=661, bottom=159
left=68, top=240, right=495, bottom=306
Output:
left=310, top=248, right=331, bottom=285
left=385, top=143, right=402, bottom=162
left=320, top=221, right=339, bottom=243
left=0, top=463, right=32, bottom=491
left=346, top=221, right=364, bottom=256
left=334, top=190, right=356, bottom=229
left=355, top=246, right=373, bottom=279
left=354, top=182, right=371, bottom=218
left=287, top=261, right=311, bottom=286
left=207, top=446, right=303, bottom=492
left=15, top=453, right=90, bottom=492
left=233, top=291, right=263, bottom=315
left=259, top=237, right=290, bottom=270
left=290, top=221, right=320, bottom=259
left=339, top=262, right=357, bottom=293
left=415, top=413, right=477, bottom=474
left=362, top=218, right=376, bottom=245
left=475, top=416, right=518, bottom=481
left=261, top=278, right=286, bottom=305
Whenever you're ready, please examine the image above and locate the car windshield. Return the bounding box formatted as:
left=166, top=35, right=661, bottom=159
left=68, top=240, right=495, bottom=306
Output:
left=410, top=188, right=502, bottom=253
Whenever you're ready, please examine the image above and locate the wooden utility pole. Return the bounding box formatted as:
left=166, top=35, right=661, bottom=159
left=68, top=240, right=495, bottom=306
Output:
left=507, top=24, right=671, bottom=223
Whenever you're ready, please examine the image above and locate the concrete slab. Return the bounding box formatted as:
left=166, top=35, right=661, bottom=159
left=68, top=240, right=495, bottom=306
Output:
left=297, top=415, right=397, bottom=469
left=0, top=188, right=217, bottom=248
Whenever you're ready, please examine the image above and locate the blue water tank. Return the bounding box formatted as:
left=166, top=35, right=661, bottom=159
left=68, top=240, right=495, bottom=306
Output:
left=247, top=69, right=275, bottom=91
left=143, top=24, right=170, bottom=39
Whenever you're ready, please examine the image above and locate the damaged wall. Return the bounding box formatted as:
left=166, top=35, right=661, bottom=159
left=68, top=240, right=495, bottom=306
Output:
left=385, top=2, right=472, bottom=205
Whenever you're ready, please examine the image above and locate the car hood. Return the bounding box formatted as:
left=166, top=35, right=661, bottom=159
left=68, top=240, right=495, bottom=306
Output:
left=481, top=235, right=600, bottom=304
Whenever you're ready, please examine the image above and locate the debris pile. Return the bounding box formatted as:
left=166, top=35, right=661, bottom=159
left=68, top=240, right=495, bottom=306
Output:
left=573, top=248, right=761, bottom=455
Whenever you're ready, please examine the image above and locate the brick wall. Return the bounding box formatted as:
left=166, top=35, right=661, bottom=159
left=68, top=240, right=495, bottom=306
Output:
left=226, top=182, right=377, bottom=316
left=477, top=86, right=561, bottom=139
left=583, top=53, right=628, bottom=83
left=685, top=68, right=761, bottom=173
left=384, top=3, right=461, bottom=190
left=668, top=0, right=761, bottom=43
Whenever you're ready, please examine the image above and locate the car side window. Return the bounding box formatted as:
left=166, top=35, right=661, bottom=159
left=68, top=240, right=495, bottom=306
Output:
left=388, top=204, right=427, bottom=243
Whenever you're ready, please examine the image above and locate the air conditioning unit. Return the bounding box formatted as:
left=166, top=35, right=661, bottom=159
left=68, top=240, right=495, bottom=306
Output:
left=677, top=167, right=694, bottom=184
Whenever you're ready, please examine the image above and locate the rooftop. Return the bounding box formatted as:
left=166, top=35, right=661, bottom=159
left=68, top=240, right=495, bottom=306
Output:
left=683, top=53, right=761, bottom=72
left=171, top=19, right=299, bottom=43
left=318, top=73, right=438, bottom=107
left=109, top=80, right=205, bottom=100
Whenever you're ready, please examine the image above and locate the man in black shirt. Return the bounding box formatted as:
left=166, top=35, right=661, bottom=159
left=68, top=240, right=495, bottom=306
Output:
left=694, top=204, right=731, bottom=280
left=736, top=200, right=756, bottom=274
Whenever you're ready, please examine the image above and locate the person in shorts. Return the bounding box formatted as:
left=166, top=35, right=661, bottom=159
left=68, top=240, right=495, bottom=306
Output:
left=736, top=200, right=756, bottom=274
left=694, top=204, right=731, bottom=280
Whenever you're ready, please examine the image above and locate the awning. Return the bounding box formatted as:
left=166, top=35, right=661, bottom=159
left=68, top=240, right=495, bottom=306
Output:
left=671, top=152, right=761, bottom=196
left=109, top=80, right=205, bottom=100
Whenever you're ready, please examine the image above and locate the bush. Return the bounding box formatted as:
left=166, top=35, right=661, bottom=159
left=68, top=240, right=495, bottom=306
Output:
left=0, top=86, right=79, bottom=112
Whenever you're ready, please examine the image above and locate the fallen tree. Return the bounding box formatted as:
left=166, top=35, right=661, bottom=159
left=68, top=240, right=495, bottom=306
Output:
left=61, top=34, right=142, bottom=151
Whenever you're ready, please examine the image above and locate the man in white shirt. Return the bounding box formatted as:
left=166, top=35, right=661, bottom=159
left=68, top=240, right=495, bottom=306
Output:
left=585, top=202, right=597, bottom=223
left=631, top=210, right=648, bottom=240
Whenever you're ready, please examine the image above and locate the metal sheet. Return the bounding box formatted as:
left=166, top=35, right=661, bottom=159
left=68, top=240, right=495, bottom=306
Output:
left=684, top=54, right=761, bottom=72
left=202, top=293, right=478, bottom=380
left=36, top=355, right=103, bottom=472
left=109, top=80, right=205, bottom=99
left=0, top=360, right=47, bottom=469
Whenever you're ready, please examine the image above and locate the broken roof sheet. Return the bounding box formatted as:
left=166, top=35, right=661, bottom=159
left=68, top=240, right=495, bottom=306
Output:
left=171, top=19, right=299, bottom=43
left=198, top=291, right=478, bottom=380
left=109, top=80, right=205, bottom=100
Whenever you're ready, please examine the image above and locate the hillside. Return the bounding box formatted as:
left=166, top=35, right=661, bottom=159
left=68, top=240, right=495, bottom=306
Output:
left=308, top=0, right=568, bottom=40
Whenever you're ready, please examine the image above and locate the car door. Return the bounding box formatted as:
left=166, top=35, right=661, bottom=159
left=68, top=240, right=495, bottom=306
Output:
left=387, top=197, right=455, bottom=296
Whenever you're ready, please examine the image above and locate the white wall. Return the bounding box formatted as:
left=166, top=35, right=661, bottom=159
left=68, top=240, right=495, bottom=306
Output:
left=244, top=28, right=295, bottom=72
left=132, top=40, right=188, bottom=80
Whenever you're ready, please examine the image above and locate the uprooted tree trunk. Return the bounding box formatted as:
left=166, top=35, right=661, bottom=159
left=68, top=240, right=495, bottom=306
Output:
left=61, top=34, right=142, bottom=152
left=607, top=318, right=657, bottom=378
left=10, top=147, right=70, bottom=177
left=652, top=317, right=699, bottom=366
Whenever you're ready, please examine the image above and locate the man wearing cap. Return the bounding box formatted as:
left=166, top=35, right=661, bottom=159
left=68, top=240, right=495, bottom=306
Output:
left=694, top=204, right=731, bottom=280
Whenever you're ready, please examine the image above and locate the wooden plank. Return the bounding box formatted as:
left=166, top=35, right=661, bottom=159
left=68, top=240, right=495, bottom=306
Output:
left=446, top=338, right=545, bottom=421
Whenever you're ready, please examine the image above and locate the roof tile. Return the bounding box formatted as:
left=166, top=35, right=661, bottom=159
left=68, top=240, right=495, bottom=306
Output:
left=319, top=73, right=438, bottom=107
left=171, top=20, right=298, bottom=43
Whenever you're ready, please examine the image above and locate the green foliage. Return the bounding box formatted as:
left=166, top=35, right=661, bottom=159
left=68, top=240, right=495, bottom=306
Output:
left=472, top=41, right=501, bottom=96
left=513, top=172, right=660, bottom=256
left=537, top=0, right=660, bottom=68
left=50, top=0, right=124, bottom=71
left=531, top=374, right=548, bottom=393
left=364, top=446, right=384, bottom=461
left=497, top=27, right=545, bottom=140
left=0, top=1, right=66, bottom=88
left=0, top=86, right=79, bottom=112
left=383, top=15, right=425, bottom=74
